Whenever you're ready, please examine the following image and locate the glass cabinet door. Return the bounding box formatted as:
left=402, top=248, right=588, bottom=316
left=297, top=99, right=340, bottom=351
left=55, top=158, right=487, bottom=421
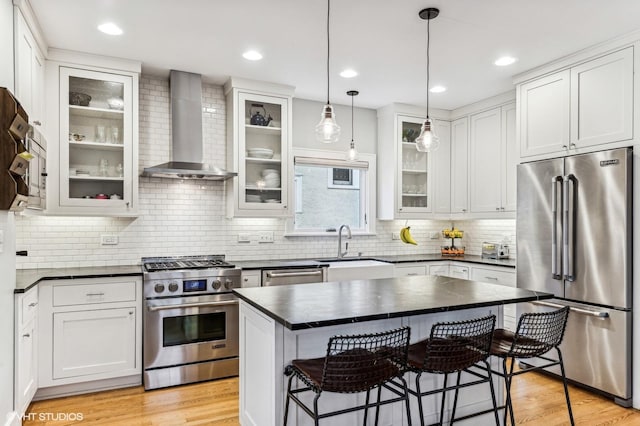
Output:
left=397, top=115, right=431, bottom=213
left=238, top=92, right=288, bottom=211
left=59, top=67, right=133, bottom=208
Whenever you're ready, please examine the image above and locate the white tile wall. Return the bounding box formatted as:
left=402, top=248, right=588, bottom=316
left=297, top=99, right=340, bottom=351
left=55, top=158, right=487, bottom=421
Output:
left=14, top=76, right=515, bottom=269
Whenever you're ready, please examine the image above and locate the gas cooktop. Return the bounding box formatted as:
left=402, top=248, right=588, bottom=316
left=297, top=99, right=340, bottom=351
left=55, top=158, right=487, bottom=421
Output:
left=142, top=255, right=235, bottom=273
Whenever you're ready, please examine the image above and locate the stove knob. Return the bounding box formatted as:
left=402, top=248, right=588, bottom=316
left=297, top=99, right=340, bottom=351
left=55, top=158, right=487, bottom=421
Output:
left=168, top=282, right=179, bottom=292
left=154, top=283, right=165, bottom=293
left=212, top=279, right=222, bottom=290
left=224, top=279, right=234, bottom=290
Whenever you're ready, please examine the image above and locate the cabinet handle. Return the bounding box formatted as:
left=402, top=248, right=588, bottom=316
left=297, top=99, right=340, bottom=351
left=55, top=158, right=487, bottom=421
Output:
left=86, top=292, right=105, bottom=297
left=562, top=145, right=568, bottom=149
left=23, top=333, right=30, bottom=338
left=570, top=143, right=576, bottom=148
left=33, top=120, right=41, bottom=126
left=484, top=276, right=499, bottom=281
left=243, top=278, right=249, bottom=282
left=462, top=209, right=467, bottom=212
left=283, top=205, right=287, bottom=209
left=500, top=207, right=505, bottom=211
left=129, top=311, right=134, bottom=315
left=496, top=207, right=500, bottom=211
left=126, top=202, right=130, bottom=208
left=407, top=273, right=419, bottom=276
left=28, top=302, right=38, bottom=307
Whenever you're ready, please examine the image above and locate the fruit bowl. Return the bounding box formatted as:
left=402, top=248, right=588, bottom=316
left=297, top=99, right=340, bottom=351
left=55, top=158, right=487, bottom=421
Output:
left=441, top=246, right=465, bottom=256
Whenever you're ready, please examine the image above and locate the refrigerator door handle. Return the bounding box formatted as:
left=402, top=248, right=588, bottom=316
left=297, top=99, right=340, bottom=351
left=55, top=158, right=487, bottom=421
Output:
left=562, top=174, right=576, bottom=281
left=531, top=300, right=609, bottom=318
left=551, top=176, right=563, bottom=279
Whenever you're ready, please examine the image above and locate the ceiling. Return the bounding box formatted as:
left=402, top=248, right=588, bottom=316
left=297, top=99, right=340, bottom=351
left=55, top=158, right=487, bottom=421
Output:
left=30, top=0, right=640, bottom=110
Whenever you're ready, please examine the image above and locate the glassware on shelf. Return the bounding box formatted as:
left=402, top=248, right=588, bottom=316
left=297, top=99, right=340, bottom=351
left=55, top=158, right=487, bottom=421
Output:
left=99, top=158, right=109, bottom=176
left=109, top=127, right=120, bottom=144
left=96, top=126, right=106, bottom=143
left=115, top=163, right=123, bottom=177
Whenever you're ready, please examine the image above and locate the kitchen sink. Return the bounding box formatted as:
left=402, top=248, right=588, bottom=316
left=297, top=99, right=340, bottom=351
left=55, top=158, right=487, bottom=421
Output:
left=319, top=259, right=395, bottom=282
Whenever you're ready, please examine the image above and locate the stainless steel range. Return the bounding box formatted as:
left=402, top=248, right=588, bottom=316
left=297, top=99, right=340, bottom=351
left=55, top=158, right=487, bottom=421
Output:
left=142, top=255, right=241, bottom=390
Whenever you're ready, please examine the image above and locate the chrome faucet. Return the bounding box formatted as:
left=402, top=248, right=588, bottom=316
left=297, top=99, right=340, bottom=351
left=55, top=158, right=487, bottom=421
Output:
left=337, top=225, right=352, bottom=258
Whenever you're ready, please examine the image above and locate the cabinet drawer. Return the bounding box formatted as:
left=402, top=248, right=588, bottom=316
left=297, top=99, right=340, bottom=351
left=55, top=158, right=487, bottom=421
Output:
left=449, top=266, right=469, bottom=280
left=21, top=288, right=38, bottom=325
left=241, top=270, right=261, bottom=288
left=428, top=264, right=449, bottom=277
left=470, top=267, right=515, bottom=287
left=53, top=280, right=137, bottom=306
left=395, top=265, right=427, bottom=277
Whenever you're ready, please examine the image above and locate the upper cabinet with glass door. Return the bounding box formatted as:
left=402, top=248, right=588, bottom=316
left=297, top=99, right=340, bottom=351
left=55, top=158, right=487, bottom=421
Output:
left=51, top=64, right=138, bottom=216
left=397, top=115, right=431, bottom=216
left=225, top=79, right=294, bottom=218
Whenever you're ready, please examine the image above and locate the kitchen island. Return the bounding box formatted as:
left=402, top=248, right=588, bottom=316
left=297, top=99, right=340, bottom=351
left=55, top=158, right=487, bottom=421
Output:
left=233, top=275, right=552, bottom=426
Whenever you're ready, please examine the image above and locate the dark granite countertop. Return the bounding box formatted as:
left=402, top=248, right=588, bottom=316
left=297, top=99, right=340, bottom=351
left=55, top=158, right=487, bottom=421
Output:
left=15, top=265, right=142, bottom=293
left=233, top=275, right=550, bottom=330
left=231, top=254, right=515, bottom=270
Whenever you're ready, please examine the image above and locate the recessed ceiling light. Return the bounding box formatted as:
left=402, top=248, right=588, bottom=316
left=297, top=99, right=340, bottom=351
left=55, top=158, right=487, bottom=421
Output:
left=97, top=22, right=123, bottom=36
left=430, top=85, right=447, bottom=93
left=340, top=69, right=358, bottom=78
left=494, top=56, right=517, bottom=66
left=242, top=50, right=263, bottom=61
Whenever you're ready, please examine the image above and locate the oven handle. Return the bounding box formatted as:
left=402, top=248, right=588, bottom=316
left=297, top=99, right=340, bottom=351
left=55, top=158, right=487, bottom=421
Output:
left=147, top=299, right=238, bottom=312
left=265, top=270, right=323, bottom=278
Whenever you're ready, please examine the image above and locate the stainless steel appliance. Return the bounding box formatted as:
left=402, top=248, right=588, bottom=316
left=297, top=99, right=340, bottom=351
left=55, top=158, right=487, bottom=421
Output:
left=262, top=267, right=327, bottom=287
left=142, top=255, right=241, bottom=390
left=517, top=147, right=632, bottom=406
left=481, top=242, right=510, bottom=259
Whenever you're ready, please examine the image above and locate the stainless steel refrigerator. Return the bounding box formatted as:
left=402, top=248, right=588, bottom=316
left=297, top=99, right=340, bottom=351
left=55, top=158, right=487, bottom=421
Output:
left=517, top=147, right=632, bottom=407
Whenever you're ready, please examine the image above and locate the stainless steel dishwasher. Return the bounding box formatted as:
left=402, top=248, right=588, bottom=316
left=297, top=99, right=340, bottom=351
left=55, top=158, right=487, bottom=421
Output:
left=262, top=267, right=327, bottom=286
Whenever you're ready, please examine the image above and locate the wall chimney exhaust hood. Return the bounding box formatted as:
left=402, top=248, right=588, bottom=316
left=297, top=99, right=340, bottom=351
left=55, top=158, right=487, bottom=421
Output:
left=141, top=70, right=236, bottom=180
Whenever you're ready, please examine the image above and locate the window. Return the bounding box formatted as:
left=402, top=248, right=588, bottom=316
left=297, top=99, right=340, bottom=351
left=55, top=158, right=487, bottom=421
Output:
left=286, top=148, right=376, bottom=235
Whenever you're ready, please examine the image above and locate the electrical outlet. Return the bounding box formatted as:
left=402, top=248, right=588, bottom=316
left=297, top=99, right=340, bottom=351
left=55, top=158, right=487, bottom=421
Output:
left=238, top=233, right=251, bottom=243
left=392, top=232, right=401, bottom=240
left=100, top=234, right=118, bottom=245
left=429, top=231, right=440, bottom=239
left=258, top=231, right=274, bottom=243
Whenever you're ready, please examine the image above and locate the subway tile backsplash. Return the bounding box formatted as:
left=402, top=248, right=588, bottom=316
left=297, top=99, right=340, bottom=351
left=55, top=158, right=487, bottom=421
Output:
left=15, top=76, right=515, bottom=269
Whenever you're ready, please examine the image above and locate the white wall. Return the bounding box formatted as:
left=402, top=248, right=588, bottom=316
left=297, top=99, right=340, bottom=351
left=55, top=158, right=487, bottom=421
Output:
left=0, top=0, right=13, bottom=91
left=1, top=1, right=16, bottom=423
left=14, top=76, right=515, bottom=268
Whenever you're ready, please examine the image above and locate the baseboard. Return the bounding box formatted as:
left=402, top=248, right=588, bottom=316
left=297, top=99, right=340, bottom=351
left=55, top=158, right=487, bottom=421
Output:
left=4, top=411, right=21, bottom=426
left=33, top=375, right=141, bottom=401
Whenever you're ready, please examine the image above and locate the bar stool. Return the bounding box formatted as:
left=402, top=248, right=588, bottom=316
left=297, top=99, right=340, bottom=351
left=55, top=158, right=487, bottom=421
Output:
left=283, top=326, right=412, bottom=426
left=399, top=315, right=499, bottom=426
left=490, top=306, right=573, bottom=426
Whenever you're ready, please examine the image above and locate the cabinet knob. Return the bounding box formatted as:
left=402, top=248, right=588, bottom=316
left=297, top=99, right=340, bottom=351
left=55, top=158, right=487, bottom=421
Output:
left=496, top=207, right=500, bottom=211
left=23, top=333, right=30, bottom=338
left=462, top=209, right=466, bottom=212
left=33, top=121, right=41, bottom=126
left=243, top=278, right=248, bottom=282
left=283, top=205, right=287, bottom=209
left=129, top=311, right=134, bottom=315
left=562, top=145, right=568, bottom=149
left=126, top=202, right=130, bottom=208
left=28, top=302, right=37, bottom=307
left=570, top=143, right=576, bottom=148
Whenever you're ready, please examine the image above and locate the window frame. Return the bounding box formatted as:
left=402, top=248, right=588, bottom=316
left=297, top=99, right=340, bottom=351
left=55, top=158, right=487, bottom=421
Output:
left=284, top=148, right=377, bottom=237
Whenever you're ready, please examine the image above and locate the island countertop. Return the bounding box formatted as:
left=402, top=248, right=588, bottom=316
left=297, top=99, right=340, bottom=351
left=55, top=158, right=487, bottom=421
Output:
left=233, top=275, right=552, bottom=330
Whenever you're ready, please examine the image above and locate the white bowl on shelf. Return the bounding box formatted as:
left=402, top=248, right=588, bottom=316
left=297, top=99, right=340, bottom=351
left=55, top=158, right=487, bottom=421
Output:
left=247, top=148, right=274, bottom=159
left=246, top=194, right=262, bottom=202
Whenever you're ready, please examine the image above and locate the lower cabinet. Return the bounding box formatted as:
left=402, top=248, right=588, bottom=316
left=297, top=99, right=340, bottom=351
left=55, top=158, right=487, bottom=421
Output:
left=470, top=265, right=517, bottom=330
left=38, top=276, right=142, bottom=396
left=428, top=263, right=449, bottom=277
left=394, top=263, right=427, bottom=277
left=448, top=263, right=470, bottom=280
left=241, top=270, right=261, bottom=287
left=15, top=286, right=39, bottom=418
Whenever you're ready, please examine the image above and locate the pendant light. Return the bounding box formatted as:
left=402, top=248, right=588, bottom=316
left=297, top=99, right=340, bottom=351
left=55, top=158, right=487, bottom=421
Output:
left=315, top=0, right=340, bottom=143
left=345, top=90, right=359, bottom=161
left=415, top=7, right=440, bottom=153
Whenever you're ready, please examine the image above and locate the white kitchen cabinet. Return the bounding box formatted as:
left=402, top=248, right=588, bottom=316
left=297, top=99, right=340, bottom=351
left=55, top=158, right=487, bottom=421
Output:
left=470, top=265, right=517, bottom=330
left=469, top=103, right=516, bottom=214
left=394, top=263, right=427, bottom=277
left=14, top=7, right=45, bottom=129
left=45, top=53, right=140, bottom=216
left=428, top=263, right=449, bottom=277
left=570, top=47, right=633, bottom=148
left=450, top=117, right=469, bottom=215
left=377, top=105, right=450, bottom=219
left=38, top=277, right=142, bottom=395
left=519, top=70, right=571, bottom=158
left=448, top=264, right=469, bottom=280
left=15, top=286, right=38, bottom=418
left=241, top=270, right=261, bottom=287
left=519, top=46, right=634, bottom=158
left=225, top=79, right=293, bottom=218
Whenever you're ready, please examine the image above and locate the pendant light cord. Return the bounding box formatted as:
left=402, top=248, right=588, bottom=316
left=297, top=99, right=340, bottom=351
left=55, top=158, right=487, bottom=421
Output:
left=426, top=15, right=430, bottom=119
left=351, top=94, right=354, bottom=142
left=326, top=0, right=331, bottom=105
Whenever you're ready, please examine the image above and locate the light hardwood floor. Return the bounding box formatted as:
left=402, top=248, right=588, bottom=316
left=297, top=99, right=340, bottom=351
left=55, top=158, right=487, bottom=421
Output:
left=24, top=373, right=640, bottom=425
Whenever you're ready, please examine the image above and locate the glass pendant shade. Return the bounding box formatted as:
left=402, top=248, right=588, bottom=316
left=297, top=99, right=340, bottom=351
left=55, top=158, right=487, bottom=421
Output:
left=346, top=141, right=359, bottom=161
left=315, top=104, right=341, bottom=143
left=415, top=118, right=440, bottom=152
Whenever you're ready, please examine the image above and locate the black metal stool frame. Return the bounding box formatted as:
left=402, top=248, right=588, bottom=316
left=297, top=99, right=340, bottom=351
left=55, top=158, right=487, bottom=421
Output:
left=474, top=306, right=574, bottom=426
left=388, top=315, right=500, bottom=426
left=283, top=326, right=412, bottom=426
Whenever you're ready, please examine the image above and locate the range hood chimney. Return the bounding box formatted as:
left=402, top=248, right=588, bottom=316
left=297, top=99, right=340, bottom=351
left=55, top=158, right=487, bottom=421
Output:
left=141, top=70, right=236, bottom=180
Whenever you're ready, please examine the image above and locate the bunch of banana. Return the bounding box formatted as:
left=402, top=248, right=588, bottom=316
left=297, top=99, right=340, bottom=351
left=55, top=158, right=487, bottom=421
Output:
left=400, top=226, right=418, bottom=245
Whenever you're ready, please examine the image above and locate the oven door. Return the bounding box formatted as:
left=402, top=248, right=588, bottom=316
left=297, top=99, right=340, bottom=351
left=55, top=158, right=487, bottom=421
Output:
left=144, top=293, right=239, bottom=370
